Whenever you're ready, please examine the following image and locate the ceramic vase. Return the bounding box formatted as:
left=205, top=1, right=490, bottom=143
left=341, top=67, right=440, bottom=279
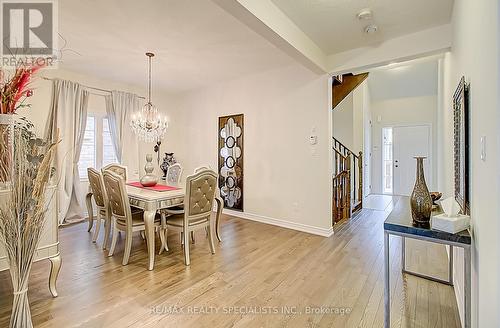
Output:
left=140, top=154, right=158, bottom=187
left=160, top=152, right=176, bottom=179
left=410, top=156, right=433, bottom=225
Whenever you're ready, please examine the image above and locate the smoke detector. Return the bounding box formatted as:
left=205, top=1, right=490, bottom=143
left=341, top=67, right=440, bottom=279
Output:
left=364, top=24, right=378, bottom=34
left=357, top=9, right=373, bottom=20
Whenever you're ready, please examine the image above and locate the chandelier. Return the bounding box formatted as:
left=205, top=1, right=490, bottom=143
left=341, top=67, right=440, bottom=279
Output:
left=130, top=52, right=168, bottom=142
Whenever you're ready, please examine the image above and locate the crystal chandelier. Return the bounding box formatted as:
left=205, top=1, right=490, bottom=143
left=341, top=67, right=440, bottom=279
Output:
left=130, top=52, right=168, bottom=142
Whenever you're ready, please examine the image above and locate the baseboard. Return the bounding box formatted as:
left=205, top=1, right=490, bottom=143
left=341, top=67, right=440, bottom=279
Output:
left=223, top=209, right=334, bottom=237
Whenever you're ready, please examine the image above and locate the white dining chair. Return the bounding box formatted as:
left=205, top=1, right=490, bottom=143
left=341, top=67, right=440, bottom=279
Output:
left=87, top=168, right=111, bottom=249
left=162, top=169, right=218, bottom=265
left=102, top=163, right=128, bottom=181
left=103, top=170, right=161, bottom=265
left=166, top=163, right=183, bottom=185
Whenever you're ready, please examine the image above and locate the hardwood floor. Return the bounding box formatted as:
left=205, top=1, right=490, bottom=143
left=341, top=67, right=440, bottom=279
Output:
left=0, top=198, right=461, bottom=327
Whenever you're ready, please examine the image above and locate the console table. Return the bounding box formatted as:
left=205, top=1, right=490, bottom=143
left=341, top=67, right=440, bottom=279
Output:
left=383, top=197, right=471, bottom=328
left=0, top=185, right=61, bottom=297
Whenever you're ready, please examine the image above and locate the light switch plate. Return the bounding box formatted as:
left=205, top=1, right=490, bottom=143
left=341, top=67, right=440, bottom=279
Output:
left=480, top=136, right=486, bottom=161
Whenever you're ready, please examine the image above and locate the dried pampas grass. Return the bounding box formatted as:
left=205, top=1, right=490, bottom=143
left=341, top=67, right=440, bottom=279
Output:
left=0, top=118, right=58, bottom=328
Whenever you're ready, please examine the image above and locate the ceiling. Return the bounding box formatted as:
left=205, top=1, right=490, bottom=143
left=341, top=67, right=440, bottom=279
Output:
left=367, top=59, right=439, bottom=101
left=57, top=0, right=294, bottom=93
left=270, top=0, right=454, bottom=55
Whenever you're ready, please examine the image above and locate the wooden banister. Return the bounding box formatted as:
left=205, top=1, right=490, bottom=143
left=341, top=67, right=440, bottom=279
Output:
left=332, top=138, right=363, bottom=224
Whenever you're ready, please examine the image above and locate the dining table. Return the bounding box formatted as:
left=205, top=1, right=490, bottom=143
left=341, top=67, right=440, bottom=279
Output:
left=86, top=180, right=224, bottom=270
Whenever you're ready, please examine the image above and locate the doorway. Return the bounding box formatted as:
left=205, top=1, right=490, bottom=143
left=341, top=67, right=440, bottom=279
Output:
left=392, top=125, right=431, bottom=196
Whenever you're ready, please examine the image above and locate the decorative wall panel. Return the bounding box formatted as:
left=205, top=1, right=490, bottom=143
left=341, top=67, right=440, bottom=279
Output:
left=218, top=114, right=243, bottom=211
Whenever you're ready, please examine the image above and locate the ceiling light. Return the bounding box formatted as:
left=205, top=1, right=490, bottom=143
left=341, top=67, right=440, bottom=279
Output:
left=357, top=9, right=372, bottom=20
left=364, top=24, right=378, bottom=34
left=130, top=52, right=168, bottom=143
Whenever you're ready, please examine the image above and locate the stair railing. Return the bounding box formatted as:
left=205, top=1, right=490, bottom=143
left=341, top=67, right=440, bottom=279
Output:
left=332, top=137, right=363, bottom=220
left=333, top=149, right=351, bottom=223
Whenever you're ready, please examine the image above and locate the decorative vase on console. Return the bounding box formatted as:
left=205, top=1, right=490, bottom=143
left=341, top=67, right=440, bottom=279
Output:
left=410, top=156, right=433, bottom=226
left=160, top=152, right=176, bottom=180
left=140, top=154, right=158, bottom=187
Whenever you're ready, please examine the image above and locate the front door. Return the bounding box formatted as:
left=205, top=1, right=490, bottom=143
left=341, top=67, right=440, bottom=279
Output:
left=393, top=125, right=431, bottom=196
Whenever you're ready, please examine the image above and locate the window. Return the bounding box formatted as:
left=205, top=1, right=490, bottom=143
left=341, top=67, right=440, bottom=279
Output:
left=382, top=127, right=393, bottom=194
left=78, top=115, right=118, bottom=180
left=102, top=118, right=118, bottom=167
left=78, top=116, right=96, bottom=179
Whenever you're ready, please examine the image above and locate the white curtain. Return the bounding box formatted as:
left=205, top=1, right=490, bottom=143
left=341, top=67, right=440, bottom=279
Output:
left=105, top=90, right=140, bottom=173
left=45, top=79, right=89, bottom=224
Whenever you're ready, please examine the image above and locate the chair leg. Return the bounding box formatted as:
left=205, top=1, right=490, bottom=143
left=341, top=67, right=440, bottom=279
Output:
left=92, top=213, right=101, bottom=243
left=180, top=232, right=184, bottom=246
left=140, top=231, right=146, bottom=240
left=164, top=228, right=169, bottom=252
left=103, top=212, right=111, bottom=250
left=207, top=221, right=215, bottom=255
left=183, top=229, right=190, bottom=266
left=108, top=223, right=118, bottom=257
left=122, top=229, right=133, bottom=265
left=159, top=228, right=166, bottom=255
left=191, top=231, right=195, bottom=244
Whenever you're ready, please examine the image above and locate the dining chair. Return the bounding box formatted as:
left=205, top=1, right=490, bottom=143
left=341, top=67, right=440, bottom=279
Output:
left=162, top=169, right=217, bottom=265
left=87, top=168, right=111, bottom=249
left=166, top=163, right=183, bottom=185
left=103, top=170, right=160, bottom=265
left=102, top=163, right=128, bottom=181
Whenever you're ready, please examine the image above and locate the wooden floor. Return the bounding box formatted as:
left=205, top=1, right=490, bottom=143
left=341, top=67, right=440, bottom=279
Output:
left=0, top=197, right=461, bottom=327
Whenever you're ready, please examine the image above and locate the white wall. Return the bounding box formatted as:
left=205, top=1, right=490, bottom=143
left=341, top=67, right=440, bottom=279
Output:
left=371, top=95, right=438, bottom=194
left=167, top=63, right=332, bottom=234
left=438, top=1, right=500, bottom=327
left=332, top=93, right=353, bottom=150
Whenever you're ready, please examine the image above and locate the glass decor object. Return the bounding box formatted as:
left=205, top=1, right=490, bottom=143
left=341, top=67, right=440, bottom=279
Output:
left=410, top=156, right=433, bottom=226
left=218, top=114, right=244, bottom=211
left=130, top=53, right=168, bottom=143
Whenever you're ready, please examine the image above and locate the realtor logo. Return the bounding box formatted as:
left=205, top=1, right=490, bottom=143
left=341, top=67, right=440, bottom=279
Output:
left=1, top=0, right=57, bottom=66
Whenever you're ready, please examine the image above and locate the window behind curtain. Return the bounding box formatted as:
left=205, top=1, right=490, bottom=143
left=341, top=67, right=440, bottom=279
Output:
left=102, top=117, right=118, bottom=167
left=78, top=115, right=119, bottom=180
left=78, top=116, right=96, bottom=179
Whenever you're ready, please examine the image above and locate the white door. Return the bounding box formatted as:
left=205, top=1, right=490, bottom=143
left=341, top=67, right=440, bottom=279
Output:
left=393, top=125, right=431, bottom=196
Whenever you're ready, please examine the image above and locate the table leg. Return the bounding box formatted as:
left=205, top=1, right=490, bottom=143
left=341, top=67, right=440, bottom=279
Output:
left=384, top=231, right=390, bottom=328
left=48, top=254, right=62, bottom=297
left=215, top=196, right=223, bottom=242
left=464, top=246, right=471, bottom=328
left=449, top=245, right=454, bottom=285
left=86, top=192, right=94, bottom=232
left=401, top=236, right=406, bottom=271
left=144, top=210, right=156, bottom=271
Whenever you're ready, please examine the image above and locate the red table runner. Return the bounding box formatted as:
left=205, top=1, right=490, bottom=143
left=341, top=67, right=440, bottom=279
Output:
left=127, top=182, right=180, bottom=191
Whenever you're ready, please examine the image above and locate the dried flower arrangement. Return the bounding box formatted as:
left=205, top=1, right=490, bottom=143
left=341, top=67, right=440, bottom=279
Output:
left=0, top=63, right=44, bottom=114
left=0, top=120, right=58, bottom=328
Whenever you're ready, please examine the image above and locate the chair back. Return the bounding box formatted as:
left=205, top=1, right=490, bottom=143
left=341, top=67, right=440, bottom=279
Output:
left=184, top=169, right=218, bottom=221
left=194, top=165, right=211, bottom=173
left=88, top=168, right=107, bottom=208
left=166, top=163, right=183, bottom=185
left=103, top=170, right=132, bottom=227
left=102, top=163, right=128, bottom=181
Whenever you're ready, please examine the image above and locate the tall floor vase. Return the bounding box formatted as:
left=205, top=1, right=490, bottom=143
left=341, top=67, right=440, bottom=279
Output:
left=410, top=156, right=433, bottom=225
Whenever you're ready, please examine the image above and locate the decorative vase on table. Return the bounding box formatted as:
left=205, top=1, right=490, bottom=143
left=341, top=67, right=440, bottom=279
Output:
left=140, top=154, right=158, bottom=187
left=410, top=156, right=433, bottom=226
left=160, top=152, right=176, bottom=180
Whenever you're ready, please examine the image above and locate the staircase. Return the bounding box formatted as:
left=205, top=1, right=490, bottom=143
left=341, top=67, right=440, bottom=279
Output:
left=332, top=137, right=363, bottom=224
left=331, top=72, right=367, bottom=224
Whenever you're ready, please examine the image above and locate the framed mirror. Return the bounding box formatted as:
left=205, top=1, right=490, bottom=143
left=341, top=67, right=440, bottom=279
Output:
left=218, top=114, right=243, bottom=211
left=453, top=76, right=470, bottom=215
